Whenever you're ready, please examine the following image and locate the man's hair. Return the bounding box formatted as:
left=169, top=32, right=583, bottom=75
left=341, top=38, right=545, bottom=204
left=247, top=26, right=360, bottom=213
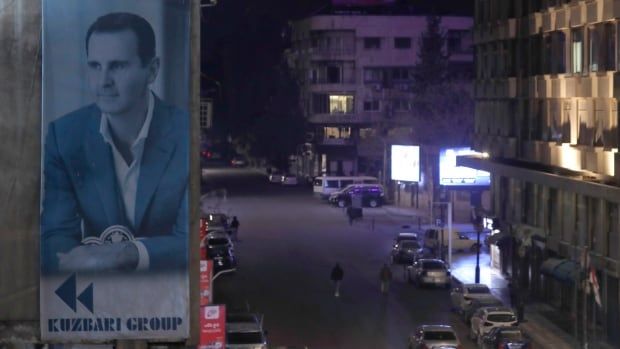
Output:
left=86, top=12, right=156, bottom=66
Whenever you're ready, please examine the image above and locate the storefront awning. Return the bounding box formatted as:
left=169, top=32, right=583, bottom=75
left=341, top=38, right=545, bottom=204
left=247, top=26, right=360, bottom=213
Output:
left=541, top=258, right=579, bottom=284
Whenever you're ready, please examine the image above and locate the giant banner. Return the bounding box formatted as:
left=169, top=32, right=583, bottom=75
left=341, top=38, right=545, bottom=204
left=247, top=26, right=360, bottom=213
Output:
left=40, top=0, right=190, bottom=341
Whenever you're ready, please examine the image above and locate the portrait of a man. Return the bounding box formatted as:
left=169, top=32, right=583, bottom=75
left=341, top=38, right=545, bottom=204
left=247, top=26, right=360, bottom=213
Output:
left=41, top=12, right=189, bottom=274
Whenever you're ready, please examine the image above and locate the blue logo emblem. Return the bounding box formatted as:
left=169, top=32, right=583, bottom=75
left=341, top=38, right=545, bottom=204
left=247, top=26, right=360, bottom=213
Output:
left=55, top=273, right=94, bottom=313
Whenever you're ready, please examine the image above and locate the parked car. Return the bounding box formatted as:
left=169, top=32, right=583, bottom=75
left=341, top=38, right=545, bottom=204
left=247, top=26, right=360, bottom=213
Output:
left=408, top=324, right=461, bottom=349
left=392, top=232, right=419, bottom=252
left=470, top=307, right=518, bottom=344
left=480, top=326, right=532, bottom=349
left=202, top=212, right=231, bottom=233
left=329, top=184, right=385, bottom=208
left=281, top=174, right=299, bottom=186
left=226, top=312, right=268, bottom=349
left=407, top=259, right=451, bottom=288
left=268, top=171, right=284, bottom=183
left=392, top=240, right=429, bottom=264
left=423, top=227, right=481, bottom=253
left=207, top=244, right=237, bottom=276
left=450, top=283, right=495, bottom=314
left=461, top=296, right=504, bottom=324
left=230, top=156, right=248, bottom=167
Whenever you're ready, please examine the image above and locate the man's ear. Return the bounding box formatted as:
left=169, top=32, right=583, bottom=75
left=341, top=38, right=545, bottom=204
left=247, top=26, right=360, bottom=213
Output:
left=147, top=57, right=160, bottom=84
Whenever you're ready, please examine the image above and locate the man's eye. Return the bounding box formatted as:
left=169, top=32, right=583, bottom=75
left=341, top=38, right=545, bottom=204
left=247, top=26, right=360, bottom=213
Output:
left=112, top=62, right=128, bottom=70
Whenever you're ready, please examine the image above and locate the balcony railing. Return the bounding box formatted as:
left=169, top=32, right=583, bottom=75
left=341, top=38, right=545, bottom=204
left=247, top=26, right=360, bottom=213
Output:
left=309, top=47, right=355, bottom=58
left=308, top=113, right=382, bottom=124
left=316, top=137, right=355, bottom=146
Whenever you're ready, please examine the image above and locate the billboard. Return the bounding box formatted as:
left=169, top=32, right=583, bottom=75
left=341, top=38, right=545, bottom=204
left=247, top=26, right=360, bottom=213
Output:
left=40, top=0, right=190, bottom=341
left=391, top=145, right=420, bottom=182
left=439, top=147, right=491, bottom=187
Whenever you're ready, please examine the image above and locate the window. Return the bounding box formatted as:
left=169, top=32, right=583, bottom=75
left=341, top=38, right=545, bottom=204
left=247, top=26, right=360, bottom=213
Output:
left=392, top=67, right=412, bottom=80
left=447, top=30, right=472, bottom=54
left=312, top=93, right=329, bottom=113
left=552, top=31, right=566, bottom=74
left=363, top=68, right=384, bottom=83
left=364, top=37, right=381, bottom=49
left=394, top=37, right=411, bottom=49
left=324, top=127, right=351, bottom=139
left=329, top=95, right=354, bottom=114
left=363, top=100, right=380, bottom=111
left=327, top=66, right=341, bottom=83
left=543, top=33, right=552, bottom=74
left=590, top=23, right=616, bottom=72
left=393, top=99, right=411, bottom=111
left=571, top=27, right=584, bottom=74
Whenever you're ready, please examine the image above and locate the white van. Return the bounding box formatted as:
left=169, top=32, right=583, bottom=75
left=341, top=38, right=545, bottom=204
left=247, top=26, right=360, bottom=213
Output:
left=312, top=175, right=379, bottom=199
left=423, top=227, right=482, bottom=253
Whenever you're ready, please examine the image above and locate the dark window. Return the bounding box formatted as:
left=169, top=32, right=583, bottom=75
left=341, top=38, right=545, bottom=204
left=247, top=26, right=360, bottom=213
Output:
left=552, top=31, right=566, bottom=74
left=364, top=37, right=381, bottom=49
left=543, top=34, right=552, bottom=74
left=312, top=93, right=329, bottom=113
left=394, top=37, right=411, bottom=49
left=327, top=66, right=341, bottom=83
left=363, top=100, right=380, bottom=111
left=605, top=23, right=616, bottom=71
left=591, top=23, right=617, bottom=72
left=326, top=180, right=339, bottom=188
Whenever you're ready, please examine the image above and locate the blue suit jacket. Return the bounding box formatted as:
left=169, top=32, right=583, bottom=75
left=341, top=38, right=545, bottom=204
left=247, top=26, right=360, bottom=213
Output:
left=41, top=96, right=189, bottom=274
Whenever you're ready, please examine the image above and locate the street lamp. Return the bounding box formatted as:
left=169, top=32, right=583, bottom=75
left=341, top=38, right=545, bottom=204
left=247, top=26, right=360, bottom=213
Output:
left=473, top=215, right=483, bottom=283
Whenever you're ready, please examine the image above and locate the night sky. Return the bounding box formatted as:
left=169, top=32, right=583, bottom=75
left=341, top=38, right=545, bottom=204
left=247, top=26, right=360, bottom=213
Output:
left=200, top=0, right=473, bottom=147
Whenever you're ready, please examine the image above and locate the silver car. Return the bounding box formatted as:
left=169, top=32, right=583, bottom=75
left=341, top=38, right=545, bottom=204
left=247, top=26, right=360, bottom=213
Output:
left=409, top=324, right=461, bottom=349
left=407, top=259, right=451, bottom=288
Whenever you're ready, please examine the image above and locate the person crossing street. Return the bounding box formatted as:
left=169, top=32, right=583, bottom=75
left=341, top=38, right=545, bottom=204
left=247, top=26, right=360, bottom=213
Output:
left=330, top=263, right=344, bottom=297
left=380, top=263, right=392, bottom=294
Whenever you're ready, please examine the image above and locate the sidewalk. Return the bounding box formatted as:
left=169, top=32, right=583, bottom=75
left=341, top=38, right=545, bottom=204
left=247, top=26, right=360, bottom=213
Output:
left=379, top=205, right=615, bottom=349
left=449, top=246, right=613, bottom=349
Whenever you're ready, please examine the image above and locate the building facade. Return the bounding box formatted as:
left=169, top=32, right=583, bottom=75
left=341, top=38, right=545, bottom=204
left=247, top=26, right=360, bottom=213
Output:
left=287, top=13, right=473, bottom=180
left=463, top=0, right=620, bottom=346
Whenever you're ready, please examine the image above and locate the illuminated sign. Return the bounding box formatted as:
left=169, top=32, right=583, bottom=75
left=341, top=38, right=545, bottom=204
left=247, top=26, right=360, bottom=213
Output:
left=391, top=145, right=420, bottom=182
left=439, top=147, right=491, bottom=187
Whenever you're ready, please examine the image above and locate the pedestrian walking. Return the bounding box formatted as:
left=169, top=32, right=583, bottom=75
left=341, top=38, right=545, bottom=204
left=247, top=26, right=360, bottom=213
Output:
left=230, top=216, right=240, bottom=241
left=330, top=263, right=344, bottom=297
left=380, top=263, right=392, bottom=294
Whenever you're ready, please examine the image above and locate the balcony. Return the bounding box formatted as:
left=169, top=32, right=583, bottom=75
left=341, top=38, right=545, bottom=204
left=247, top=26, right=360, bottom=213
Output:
left=316, top=137, right=355, bottom=146
left=308, top=113, right=381, bottom=125
left=308, top=47, right=355, bottom=60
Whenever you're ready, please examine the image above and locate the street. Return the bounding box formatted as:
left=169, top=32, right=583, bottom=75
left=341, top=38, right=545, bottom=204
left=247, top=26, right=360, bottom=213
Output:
left=203, top=167, right=486, bottom=349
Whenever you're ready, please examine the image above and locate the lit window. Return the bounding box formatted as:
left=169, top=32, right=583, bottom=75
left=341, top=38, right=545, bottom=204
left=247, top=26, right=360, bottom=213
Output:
left=571, top=28, right=584, bottom=74
left=329, top=95, right=354, bottom=114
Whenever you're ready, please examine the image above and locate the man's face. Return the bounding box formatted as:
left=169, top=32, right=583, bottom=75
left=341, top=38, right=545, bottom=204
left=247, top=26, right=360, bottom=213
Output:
left=87, top=30, right=158, bottom=116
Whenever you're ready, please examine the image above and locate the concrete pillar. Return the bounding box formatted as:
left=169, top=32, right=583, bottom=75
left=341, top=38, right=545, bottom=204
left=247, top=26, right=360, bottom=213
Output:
left=0, top=0, right=42, bottom=322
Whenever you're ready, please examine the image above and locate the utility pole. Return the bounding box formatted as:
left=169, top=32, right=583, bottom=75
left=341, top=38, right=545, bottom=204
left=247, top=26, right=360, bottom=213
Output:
left=474, top=215, right=483, bottom=283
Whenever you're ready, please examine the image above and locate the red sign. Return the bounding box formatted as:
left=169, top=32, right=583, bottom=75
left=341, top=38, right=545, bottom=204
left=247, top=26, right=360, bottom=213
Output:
left=199, top=305, right=226, bottom=349
left=200, top=260, right=213, bottom=306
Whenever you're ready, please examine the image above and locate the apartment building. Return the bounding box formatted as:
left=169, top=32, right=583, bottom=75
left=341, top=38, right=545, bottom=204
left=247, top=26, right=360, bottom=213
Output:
left=287, top=11, right=473, bottom=179
left=462, top=0, right=620, bottom=345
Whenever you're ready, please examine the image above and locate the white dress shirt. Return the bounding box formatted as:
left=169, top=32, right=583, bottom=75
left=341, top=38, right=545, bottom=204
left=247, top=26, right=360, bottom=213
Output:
left=99, top=92, right=154, bottom=270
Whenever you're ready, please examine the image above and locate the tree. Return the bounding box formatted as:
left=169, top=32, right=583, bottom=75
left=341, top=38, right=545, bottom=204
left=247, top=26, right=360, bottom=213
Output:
left=410, top=15, right=474, bottom=146
left=247, top=61, right=306, bottom=170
